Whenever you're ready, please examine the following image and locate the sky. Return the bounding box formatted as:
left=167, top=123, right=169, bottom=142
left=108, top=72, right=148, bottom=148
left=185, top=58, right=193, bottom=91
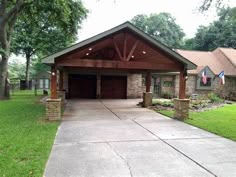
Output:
left=78, top=0, right=236, bottom=41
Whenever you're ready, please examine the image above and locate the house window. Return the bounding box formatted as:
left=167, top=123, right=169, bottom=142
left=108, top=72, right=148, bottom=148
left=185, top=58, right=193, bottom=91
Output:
left=45, top=79, right=49, bottom=89
left=200, top=77, right=212, bottom=87
left=163, top=81, right=173, bottom=87
left=39, top=79, right=44, bottom=89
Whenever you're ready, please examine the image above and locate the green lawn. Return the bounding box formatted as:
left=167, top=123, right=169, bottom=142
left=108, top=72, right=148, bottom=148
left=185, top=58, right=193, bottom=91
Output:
left=0, top=90, right=59, bottom=177
left=159, top=104, right=236, bottom=141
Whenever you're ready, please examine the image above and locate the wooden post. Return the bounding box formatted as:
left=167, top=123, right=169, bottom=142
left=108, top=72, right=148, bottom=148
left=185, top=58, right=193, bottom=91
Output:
left=146, top=72, right=151, bottom=92
left=59, top=70, right=64, bottom=91
left=51, top=65, right=57, bottom=99
left=179, top=70, right=186, bottom=99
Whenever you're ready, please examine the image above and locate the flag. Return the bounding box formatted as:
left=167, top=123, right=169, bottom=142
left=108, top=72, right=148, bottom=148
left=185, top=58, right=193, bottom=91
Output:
left=201, top=70, right=207, bottom=84
left=218, top=71, right=225, bottom=85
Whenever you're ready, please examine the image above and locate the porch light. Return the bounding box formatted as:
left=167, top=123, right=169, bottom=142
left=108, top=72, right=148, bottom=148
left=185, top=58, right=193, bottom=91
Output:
left=142, top=51, right=146, bottom=54
left=52, top=72, right=56, bottom=76
left=89, top=48, right=92, bottom=51
left=86, top=53, right=89, bottom=56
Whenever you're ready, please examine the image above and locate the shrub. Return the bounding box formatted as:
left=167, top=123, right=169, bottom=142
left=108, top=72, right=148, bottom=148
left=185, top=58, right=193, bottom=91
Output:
left=208, top=92, right=224, bottom=103
left=161, top=92, right=173, bottom=99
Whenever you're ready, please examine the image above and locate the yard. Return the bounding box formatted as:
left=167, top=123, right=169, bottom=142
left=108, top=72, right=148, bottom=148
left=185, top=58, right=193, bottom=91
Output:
left=159, top=104, right=236, bottom=141
left=0, top=91, right=59, bottom=176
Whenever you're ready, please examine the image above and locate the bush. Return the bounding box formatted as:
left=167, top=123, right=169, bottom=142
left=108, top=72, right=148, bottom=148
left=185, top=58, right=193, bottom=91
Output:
left=161, top=92, right=173, bottom=99
left=208, top=92, right=224, bottom=103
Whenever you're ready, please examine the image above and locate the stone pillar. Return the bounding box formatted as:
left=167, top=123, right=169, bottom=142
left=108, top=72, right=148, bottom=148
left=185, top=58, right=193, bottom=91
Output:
left=143, top=92, right=152, bottom=107
left=46, top=98, right=61, bottom=121
left=57, top=90, right=66, bottom=107
left=174, top=99, right=190, bottom=120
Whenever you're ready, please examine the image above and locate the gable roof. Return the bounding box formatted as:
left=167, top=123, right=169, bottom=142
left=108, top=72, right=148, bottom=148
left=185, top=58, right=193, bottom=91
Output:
left=176, top=48, right=236, bottom=76
left=42, top=21, right=196, bottom=70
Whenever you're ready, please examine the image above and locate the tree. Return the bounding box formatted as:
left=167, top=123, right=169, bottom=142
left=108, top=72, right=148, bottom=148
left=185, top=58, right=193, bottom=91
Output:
left=183, top=7, right=236, bottom=51
left=131, top=13, right=185, bottom=48
left=8, top=58, right=25, bottom=79
left=11, top=0, right=87, bottom=89
left=0, top=0, right=27, bottom=99
left=200, top=0, right=223, bottom=11
left=0, top=0, right=87, bottom=99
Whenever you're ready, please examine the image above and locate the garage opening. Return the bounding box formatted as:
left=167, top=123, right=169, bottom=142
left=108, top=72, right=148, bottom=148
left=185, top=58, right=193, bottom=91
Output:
left=101, top=76, right=127, bottom=99
left=68, top=74, right=96, bottom=98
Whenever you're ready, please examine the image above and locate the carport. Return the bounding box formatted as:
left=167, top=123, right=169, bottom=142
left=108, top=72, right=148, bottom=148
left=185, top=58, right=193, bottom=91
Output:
left=42, top=22, right=196, bottom=120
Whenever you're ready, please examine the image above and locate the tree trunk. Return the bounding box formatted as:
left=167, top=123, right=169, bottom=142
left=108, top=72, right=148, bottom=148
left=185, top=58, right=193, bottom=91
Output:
left=0, top=26, right=10, bottom=100
left=0, top=56, right=9, bottom=99
left=25, top=53, right=31, bottom=89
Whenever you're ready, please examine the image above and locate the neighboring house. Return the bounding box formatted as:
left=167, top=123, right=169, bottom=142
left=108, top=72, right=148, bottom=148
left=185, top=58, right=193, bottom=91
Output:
left=152, top=48, right=236, bottom=99
left=34, top=71, right=51, bottom=90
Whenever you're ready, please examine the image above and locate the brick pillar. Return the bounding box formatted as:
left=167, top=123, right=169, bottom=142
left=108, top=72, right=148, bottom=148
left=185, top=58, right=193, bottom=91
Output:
left=143, top=72, right=152, bottom=107
left=57, top=90, right=66, bottom=108
left=143, top=92, right=152, bottom=107
left=174, top=99, right=190, bottom=120
left=46, top=98, right=61, bottom=120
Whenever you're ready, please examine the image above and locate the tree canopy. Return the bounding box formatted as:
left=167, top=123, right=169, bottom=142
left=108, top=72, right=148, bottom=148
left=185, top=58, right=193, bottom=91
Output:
left=10, top=0, right=88, bottom=88
left=183, top=7, right=236, bottom=51
left=0, top=0, right=88, bottom=98
left=130, top=13, right=185, bottom=48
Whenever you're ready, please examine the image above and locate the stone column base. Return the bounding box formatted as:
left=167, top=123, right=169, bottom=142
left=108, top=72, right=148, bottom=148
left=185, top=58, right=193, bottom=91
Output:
left=143, top=92, right=153, bottom=107
left=174, top=99, right=190, bottom=120
left=57, top=91, right=66, bottom=107
left=46, top=98, right=61, bottom=121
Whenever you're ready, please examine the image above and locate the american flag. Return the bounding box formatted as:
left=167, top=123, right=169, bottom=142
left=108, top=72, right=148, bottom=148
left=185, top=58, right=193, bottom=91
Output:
left=202, top=70, right=207, bottom=84
left=218, top=71, right=225, bottom=85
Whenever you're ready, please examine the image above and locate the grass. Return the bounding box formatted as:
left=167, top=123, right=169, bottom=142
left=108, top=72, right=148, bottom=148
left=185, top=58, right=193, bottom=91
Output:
left=159, top=104, right=236, bottom=141
left=0, top=90, right=59, bottom=177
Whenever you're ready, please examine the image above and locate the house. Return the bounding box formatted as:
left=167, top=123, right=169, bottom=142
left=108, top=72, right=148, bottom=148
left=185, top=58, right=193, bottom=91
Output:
left=34, top=71, right=51, bottom=90
left=42, top=22, right=196, bottom=102
left=152, top=48, right=236, bottom=99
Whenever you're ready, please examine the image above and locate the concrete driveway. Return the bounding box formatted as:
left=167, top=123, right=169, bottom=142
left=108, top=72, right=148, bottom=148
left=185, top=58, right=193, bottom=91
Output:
left=44, top=99, right=236, bottom=177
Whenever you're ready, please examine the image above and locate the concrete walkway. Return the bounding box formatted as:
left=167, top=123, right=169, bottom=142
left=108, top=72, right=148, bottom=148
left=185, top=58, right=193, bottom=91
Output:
left=44, top=99, right=236, bottom=177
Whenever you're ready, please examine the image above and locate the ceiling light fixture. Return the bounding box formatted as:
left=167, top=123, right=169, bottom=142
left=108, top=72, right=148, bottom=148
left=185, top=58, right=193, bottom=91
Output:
left=142, top=51, right=146, bottom=54
left=86, top=53, right=89, bottom=56
left=89, top=48, right=92, bottom=51
left=131, top=55, right=134, bottom=58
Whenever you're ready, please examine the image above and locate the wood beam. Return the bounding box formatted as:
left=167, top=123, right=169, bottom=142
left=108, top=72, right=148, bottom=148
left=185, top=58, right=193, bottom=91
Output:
left=126, top=40, right=139, bottom=61
left=146, top=72, right=151, bottom=92
left=179, top=70, right=186, bottom=99
left=112, top=38, right=123, bottom=61
left=123, top=33, right=127, bottom=61
left=56, top=58, right=182, bottom=71
left=51, top=65, right=57, bottom=99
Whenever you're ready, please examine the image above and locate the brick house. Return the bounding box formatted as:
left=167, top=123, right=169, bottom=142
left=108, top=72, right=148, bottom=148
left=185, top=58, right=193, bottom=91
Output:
left=151, top=48, right=236, bottom=99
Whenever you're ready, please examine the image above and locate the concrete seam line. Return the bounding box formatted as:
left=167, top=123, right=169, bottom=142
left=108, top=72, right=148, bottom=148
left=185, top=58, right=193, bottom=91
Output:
left=132, top=119, right=218, bottom=177
left=107, top=142, right=134, bottom=177
left=98, top=99, right=122, bottom=120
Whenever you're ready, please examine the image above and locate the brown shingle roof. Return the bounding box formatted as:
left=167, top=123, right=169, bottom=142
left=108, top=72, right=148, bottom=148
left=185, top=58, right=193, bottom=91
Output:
left=176, top=48, right=236, bottom=76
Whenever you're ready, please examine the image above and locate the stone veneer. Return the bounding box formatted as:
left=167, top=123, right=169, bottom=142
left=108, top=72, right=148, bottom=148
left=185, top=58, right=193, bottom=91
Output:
left=127, top=74, right=146, bottom=98
left=174, top=99, right=190, bottom=120
left=46, top=99, right=61, bottom=121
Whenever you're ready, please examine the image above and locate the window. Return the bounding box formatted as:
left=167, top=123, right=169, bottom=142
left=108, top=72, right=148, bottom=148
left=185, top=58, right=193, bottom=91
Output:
left=45, top=79, right=49, bottom=89
left=39, top=79, right=44, bottom=89
left=200, top=77, right=212, bottom=87
left=163, top=81, right=173, bottom=87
